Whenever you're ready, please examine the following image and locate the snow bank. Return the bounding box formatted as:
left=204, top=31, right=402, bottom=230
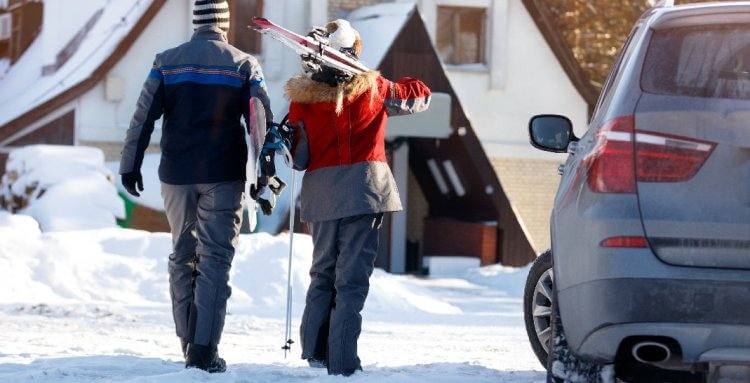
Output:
left=425, top=256, right=481, bottom=277
left=0, top=145, right=124, bottom=232
left=465, top=264, right=529, bottom=298
left=0, top=215, right=460, bottom=317
left=424, top=256, right=528, bottom=298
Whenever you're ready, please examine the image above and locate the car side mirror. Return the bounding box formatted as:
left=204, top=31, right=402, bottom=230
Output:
left=529, top=115, right=578, bottom=153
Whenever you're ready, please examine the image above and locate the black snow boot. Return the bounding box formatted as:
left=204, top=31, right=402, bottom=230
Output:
left=185, top=344, right=226, bottom=373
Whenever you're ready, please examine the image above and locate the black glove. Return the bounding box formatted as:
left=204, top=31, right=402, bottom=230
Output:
left=121, top=171, right=143, bottom=197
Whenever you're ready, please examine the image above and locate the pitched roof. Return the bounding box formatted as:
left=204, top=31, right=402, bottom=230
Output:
left=0, top=0, right=166, bottom=142
left=521, top=0, right=600, bottom=107
left=491, top=157, right=561, bottom=254
left=348, top=3, right=414, bottom=68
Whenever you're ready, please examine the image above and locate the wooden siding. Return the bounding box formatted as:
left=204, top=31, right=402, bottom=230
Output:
left=7, top=110, right=75, bottom=146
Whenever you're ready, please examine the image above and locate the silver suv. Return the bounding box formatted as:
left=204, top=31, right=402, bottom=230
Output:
left=523, top=2, right=750, bottom=382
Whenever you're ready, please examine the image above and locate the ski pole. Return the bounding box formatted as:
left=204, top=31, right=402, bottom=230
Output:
left=282, top=169, right=297, bottom=358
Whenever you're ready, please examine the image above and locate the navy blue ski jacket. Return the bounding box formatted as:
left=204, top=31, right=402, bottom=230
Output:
left=119, top=26, right=272, bottom=185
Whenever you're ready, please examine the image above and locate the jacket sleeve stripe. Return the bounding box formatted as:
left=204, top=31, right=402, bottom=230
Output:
left=163, top=72, right=243, bottom=88
left=385, top=96, right=431, bottom=117
left=148, top=68, right=163, bottom=80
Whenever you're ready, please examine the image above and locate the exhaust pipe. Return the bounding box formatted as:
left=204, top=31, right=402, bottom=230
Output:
left=632, top=342, right=672, bottom=364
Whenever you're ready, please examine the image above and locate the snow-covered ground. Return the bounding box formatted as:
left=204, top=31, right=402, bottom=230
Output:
left=0, top=214, right=544, bottom=382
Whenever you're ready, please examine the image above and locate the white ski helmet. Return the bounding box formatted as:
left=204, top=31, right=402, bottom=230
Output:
left=326, top=19, right=362, bottom=57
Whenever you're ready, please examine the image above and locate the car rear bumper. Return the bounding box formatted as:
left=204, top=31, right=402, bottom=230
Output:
left=579, top=323, right=750, bottom=365
left=559, top=277, right=750, bottom=363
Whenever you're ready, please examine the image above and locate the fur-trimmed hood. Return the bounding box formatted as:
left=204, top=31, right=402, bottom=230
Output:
left=285, top=71, right=380, bottom=114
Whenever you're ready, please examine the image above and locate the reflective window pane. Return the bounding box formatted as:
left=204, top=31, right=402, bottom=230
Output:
left=642, top=25, right=750, bottom=100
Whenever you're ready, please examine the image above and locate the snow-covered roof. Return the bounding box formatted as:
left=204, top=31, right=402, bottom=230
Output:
left=0, top=0, right=154, bottom=128
left=348, top=3, right=415, bottom=69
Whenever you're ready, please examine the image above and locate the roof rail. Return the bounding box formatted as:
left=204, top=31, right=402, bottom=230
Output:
left=651, top=0, right=675, bottom=7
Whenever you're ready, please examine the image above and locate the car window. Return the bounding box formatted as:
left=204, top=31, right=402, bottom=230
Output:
left=592, top=26, right=641, bottom=122
left=641, top=25, right=750, bottom=100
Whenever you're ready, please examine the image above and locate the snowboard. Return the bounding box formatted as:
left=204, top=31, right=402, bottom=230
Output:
left=250, top=17, right=370, bottom=76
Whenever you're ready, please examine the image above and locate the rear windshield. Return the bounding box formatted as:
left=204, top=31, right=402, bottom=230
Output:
left=641, top=25, right=750, bottom=99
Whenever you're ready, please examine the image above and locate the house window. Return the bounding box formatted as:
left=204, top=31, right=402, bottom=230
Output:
left=228, top=0, right=263, bottom=54
left=436, top=6, right=487, bottom=65
left=1, top=0, right=43, bottom=64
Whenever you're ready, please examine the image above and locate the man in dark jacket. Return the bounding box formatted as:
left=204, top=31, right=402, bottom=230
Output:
left=119, top=0, right=272, bottom=373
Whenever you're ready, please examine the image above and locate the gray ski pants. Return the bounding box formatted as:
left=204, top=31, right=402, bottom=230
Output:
left=300, top=213, right=383, bottom=375
left=161, top=181, right=244, bottom=347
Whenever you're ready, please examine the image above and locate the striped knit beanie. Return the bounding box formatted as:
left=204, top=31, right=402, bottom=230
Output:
left=193, top=0, right=230, bottom=31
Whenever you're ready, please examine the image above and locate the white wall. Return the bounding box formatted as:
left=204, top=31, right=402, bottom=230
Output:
left=77, top=0, right=192, bottom=143
left=414, top=0, right=589, bottom=159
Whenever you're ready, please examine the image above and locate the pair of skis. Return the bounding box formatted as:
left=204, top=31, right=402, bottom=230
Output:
left=250, top=17, right=371, bottom=358
left=250, top=17, right=370, bottom=77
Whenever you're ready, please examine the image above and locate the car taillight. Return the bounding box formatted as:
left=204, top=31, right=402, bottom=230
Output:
left=634, top=131, right=715, bottom=182
left=586, top=116, right=715, bottom=193
left=587, top=116, right=636, bottom=193
left=600, top=236, right=649, bottom=248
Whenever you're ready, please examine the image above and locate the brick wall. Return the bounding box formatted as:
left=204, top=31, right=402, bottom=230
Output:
left=328, top=0, right=390, bottom=19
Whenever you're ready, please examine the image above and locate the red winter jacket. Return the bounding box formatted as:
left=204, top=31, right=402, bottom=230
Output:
left=286, top=71, right=431, bottom=222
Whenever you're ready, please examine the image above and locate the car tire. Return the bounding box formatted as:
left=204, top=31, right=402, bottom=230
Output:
left=523, top=249, right=554, bottom=368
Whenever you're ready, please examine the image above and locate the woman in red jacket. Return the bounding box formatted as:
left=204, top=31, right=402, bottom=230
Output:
left=286, top=19, right=431, bottom=376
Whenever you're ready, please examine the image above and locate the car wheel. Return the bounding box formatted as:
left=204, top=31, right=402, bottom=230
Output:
left=523, top=249, right=554, bottom=368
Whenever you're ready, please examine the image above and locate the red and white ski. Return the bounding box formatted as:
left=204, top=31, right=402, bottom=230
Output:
left=250, top=17, right=370, bottom=76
